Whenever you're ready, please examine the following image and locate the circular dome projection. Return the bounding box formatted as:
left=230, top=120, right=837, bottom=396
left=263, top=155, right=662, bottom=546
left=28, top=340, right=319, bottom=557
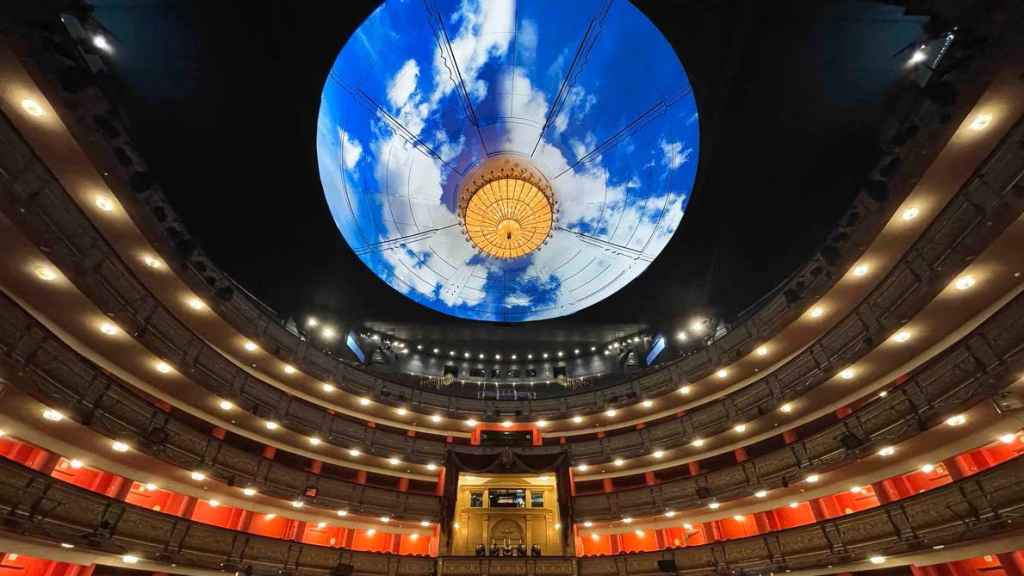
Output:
left=316, top=0, right=700, bottom=322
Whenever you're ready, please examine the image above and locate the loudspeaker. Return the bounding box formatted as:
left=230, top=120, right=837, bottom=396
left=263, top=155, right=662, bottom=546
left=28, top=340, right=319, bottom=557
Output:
left=657, top=560, right=678, bottom=573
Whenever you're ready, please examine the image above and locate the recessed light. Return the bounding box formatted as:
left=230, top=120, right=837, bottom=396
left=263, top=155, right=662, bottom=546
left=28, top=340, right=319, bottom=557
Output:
left=878, top=446, right=896, bottom=457
left=69, top=458, right=83, bottom=469
left=779, top=402, right=793, bottom=413
left=543, top=353, right=549, bottom=359
left=121, top=555, right=140, bottom=565
left=583, top=521, right=593, bottom=528
left=901, top=206, right=920, bottom=221
left=622, top=517, right=632, bottom=524
left=850, top=486, right=864, bottom=494
left=264, top=513, right=276, bottom=520
left=634, top=529, right=644, bottom=537
left=590, top=533, right=599, bottom=541
left=652, top=450, right=665, bottom=459
left=479, top=353, right=485, bottom=359
left=558, top=351, right=564, bottom=357
left=613, top=458, right=625, bottom=467
left=572, top=415, right=584, bottom=424
left=321, top=326, right=337, bottom=339
left=94, top=195, right=115, bottom=212
left=142, top=255, right=163, bottom=269
left=536, top=419, right=548, bottom=427
left=431, top=414, right=442, bottom=423
left=92, top=34, right=112, bottom=52
left=191, top=471, right=206, bottom=481
left=308, top=436, right=321, bottom=446
left=366, top=529, right=376, bottom=536
left=421, top=520, right=430, bottom=527
left=839, top=368, right=855, bottom=380
left=809, top=306, right=824, bottom=318
left=805, top=474, right=820, bottom=483
left=754, top=490, right=768, bottom=498
left=734, top=424, right=747, bottom=433
left=218, top=400, right=233, bottom=411
left=349, top=448, right=361, bottom=457
left=852, top=264, right=869, bottom=277
left=243, top=487, right=256, bottom=496
left=388, top=457, right=401, bottom=466
left=21, top=98, right=45, bottom=117
left=945, top=414, right=966, bottom=427
left=283, top=365, right=296, bottom=375
left=322, top=383, right=335, bottom=393
left=291, top=500, right=304, bottom=508
left=664, top=511, right=675, bottom=518
left=34, top=266, right=58, bottom=281
left=465, top=418, right=479, bottom=426
left=892, top=330, right=912, bottom=343
left=789, top=501, right=799, bottom=509
left=733, top=515, right=745, bottom=522
left=683, top=523, right=693, bottom=530
left=395, top=407, right=408, bottom=416
left=577, top=463, right=589, bottom=471
left=208, top=499, right=220, bottom=508
left=678, top=385, right=692, bottom=395
left=60, top=543, right=75, bottom=549
left=317, top=521, right=327, bottom=529
left=42, top=408, right=65, bottom=422
left=243, top=340, right=258, bottom=352
left=527, top=354, right=533, bottom=359
left=337, top=510, right=348, bottom=517
left=154, top=361, right=172, bottom=374
left=869, top=556, right=886, bottom=565
left=426, top=462, right=438, bottom=471
left=691, top=438, right=705, bottom=447
left=920, top=463, right=935, bottom=473
left=642, top=399, right=654, bottom=408
left=716, top=369, right=728, bottom=379
left=969, top=114, right=992, bottom=131
left=574, top=349, right=580, bottom=355
left=676, top=330, right=688, bottom=341
left=186, top=297, right=205, bottom=311
left=501, top=420, right=513, bottom=428
left=999, top=433, right=1016, bottom=444
left=605, top=408, right=617, bottom=417
left=954, top=275, right=976, bottom=291
left=465, top=352, right=471, bottom=358
left=264, top=421, right=279, bottom=430
left=708, top=502, right=720, bottom=510
left=380, top=516, right=391, bottom=523
left=111, top=441, right=130, bottom=453
left=359, top=397, right=371, bottom=406
left=144, top=483, right=157, bottom=491
left=755, top=345, right=768, bottom=357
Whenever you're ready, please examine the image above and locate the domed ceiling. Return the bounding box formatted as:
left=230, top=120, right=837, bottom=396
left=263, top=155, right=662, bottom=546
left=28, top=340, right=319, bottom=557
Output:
left=316, top=0, right=699, bottom=322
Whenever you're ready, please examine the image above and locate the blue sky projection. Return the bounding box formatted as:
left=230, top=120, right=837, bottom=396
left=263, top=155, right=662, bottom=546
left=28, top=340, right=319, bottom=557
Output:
left=316, top=0, right=699, bottom=321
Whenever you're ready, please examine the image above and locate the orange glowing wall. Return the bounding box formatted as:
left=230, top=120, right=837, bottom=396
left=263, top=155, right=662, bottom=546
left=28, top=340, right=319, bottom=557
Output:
left=0, top=554, right=93, bottom=576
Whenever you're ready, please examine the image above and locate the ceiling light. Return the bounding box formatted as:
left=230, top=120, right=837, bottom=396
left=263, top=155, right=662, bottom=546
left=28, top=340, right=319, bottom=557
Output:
left=590, top=533, right=599, bottom=541
left=34, top=266, right=58, bottom=281
left=652, top=450, right=665, bottom=459
left=186, top=297, right=205, bottom=310
left=869, top=556, right=887, bottom=565
left=664, top=510, right=675, bottom=518
left=805, top=474, right=820, bottom=483
left=191, top=471, right=206, bottom=481
left=431, top=414, right=442, bottom=423
left=999, top=433, right=1017, bottom=444
left=754, top=490, right=768, bottom=498
left=839, top=368, right=855, bottom=380
left=613, top=458, right=624, bottom=467
left=878, top=446, right=896, bottom=457
left=465, top=418, right=479, bottom=427
left=574, top=348, right=580, bottom=355
left=42, top=408, right=65, bottom=422
left=60, top=543, right=75, bottom=549
left=543, top=353, right=549, bottom=359
left=969, top=114, right=992, bottom=131
left=308, top=436, right=321, bottom=446
left=642, top=399, right=654, bottom=408
left=92, top=34, right=112, bottom=52
left=683, top=523, right=693, bottom=530
left=527, top=354, right=533, bottom=359
left=779, top=402, right=793, bottom=413
left=349, top=448, right=361, bottom=457
left=218, top=400, right=233, bottom=411
left=494, top=353, right=501, bottom=360
left=337, top=510, right=348, bottom=517
left=265, top=513, right=276, bottom=520
left=479, top=353, right=485, bottom=359
left=945, top=414, right=967, bottom=427
left=733, top=515, right=745, bottom=522
left=879, top=391, right=889, bottom=398
left=716, top=369, right=728, bottom=379
left=321, top=326, right=337, bottom=339
left=689, top=318, right=706, bottom=333
left=21, top=98, right=45, bottom=117
left=536, top=419, right=548, bottom=427
left=755, top=345, right=768, bottom=357
left=121, top=555, right=139, bottom=565
left=426, top=462, right=438, bottom=471
left=590, top=346, right=596, bottom=352
left=691, top=438, right=705, bottom=448
left=208, top=499, right=220, bottom=508
left=678, top=385, right=691, bottom=395
left=850, top=486, right=864, bottom=494
left=908, top=48, right=927, bottom=65
left=317, top=521, right=327, bottom=529
left=142, top=255, right=163, bottom=269
left=94, top=195, right=115, bottom=212
left=291, top=500, right=304, bottom=508
left=380, top=516, right=391, bottom=523
left=558, top=351, right=564, bottom=357
left=395, top=407, right=408, bottom=416
left=449, top=351, right=455, bottom=356
left=69, top=459, right=83, bottom=469
left=892, top=330, right=912, bottom=343
left=808, top=306, right=824, bottom=318
left=264, top=421, right=279, bottom=430
left=675, top=330, right=688, bottom=342
left=366, top=528, right=376, bottom=536
left=283, top=365, right=296, bottom=375
left=307, top=317, right=319, bottom=327
left=734, top=424, right=747, bottom=433
left=359, top=397, right=371, bottom=406
left=243, top=487, right=256, bottom=496
left=622, top=517, right=632, bottom=524
left=634, top=529, right=644, bottom=537
left=501, top=420, right=513, bottom=428
left=420, top=520, right=430, bottom=527
left=920, top=463, right=935, bottom=473
left=572, top=415, right=584, bottom=424
left=708, top=502, right=720, bottom=510
left=789, top=502, right=799, bottom=509
left=852, top=264, right=869, bottom=277
left=605, top=408, right=617, bottom=417
left=111, top=441, right=130, bottom=453
left=154, top=361, right=172, bottom=374
left=464, top=352, right=471, bottom=358
left=144, top=483, right=157, bottom=491
left=322, top=383, right=335, bottom=392
left=954, top=275, right=976, bottom=291
left=583, top=521, right=593, bottom=528
left=243, top=340, right=258, bottom=352
left=388, top=457, right=401, bottom=466
left=577, top=463, right=589, bottom=472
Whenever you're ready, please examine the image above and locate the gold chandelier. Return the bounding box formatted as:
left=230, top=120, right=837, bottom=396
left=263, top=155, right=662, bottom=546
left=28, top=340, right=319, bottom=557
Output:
left=457, top=156, right=555, bottom=259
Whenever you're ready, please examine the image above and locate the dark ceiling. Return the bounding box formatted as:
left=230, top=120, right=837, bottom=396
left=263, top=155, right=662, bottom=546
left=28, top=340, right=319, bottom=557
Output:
left=75, top=0, right=927, bottom=348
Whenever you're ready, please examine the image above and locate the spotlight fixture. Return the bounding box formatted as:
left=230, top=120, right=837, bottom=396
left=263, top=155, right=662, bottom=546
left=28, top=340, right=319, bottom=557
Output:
left=421, top=520, right=430, bottom=527
left=359, top=397, right=371, bottom=406
left=850, top=486, right=864, bottom=494
left=788, top=501, right=799, bottom=509
left=945, top=414, right=967, bottom=427
left=577, top=463, right=589, bottom=472
left=605, top=408, right=617, bottom=417
left=208, top=499, right=221, bottom=508
left=466, top=419, right=479, bottom=427
left=583, top=521, right=593, bottom=528
left=431, top=414, right=442, bottom=423
left=677, top=385, right=692, bottom=395
left=307, top=317, right=320, bottom=327
left=892, top=330, right=912, bottom=343
left=111, top=441, right=130, bottom=453
left=664, top=510, right=676, bottom=518
left=734, top=423, right=747, bottom=433
left=92, top=34, right=112, bottom=52
left=954, top=275, right=976, bottom=291
left=42, top=408, right=65, bottom=422
left=716, top=369, right=728, bottom=379
left=187, top=297, right=205, bottom=311
left=622, top=517, right=633, bottom=524
left=1000, top=433, right=1017, bottom=444
left=808, top=306, right=824, bottom=318
left=501, top=420, right=513, bottom=428
left=94, top=195, right=115, bottom=212
left=243, top=340, right=258, bottom=352
left=652, top=450, right=665, bottom=459
left=291, top=500, right=304, bottom=509
left=805, top=474, right=820, bottom=483
left=921, top=463, right=935, bottom=473
left=308, top=436, right=321, bottom=446
left=142, top=255, right=164, bottom=269
left=869, top=556, right=886, bottom=565
left=642, top=399, right=654, bottom=408
left=121, top=555, right=140, bottom=565
left=755, top=345, right=768, bottom=357
left=349, top=448, right=361, bottom=457
left=691, top=438, right=705, bottom=448
left=839, top=368, right=855, bottom=380
left=154, top=361, right=172, bottom=374
left=878, top=446, right=896, bottom=457
left=733, top=515, right=745, bottom=522
left=69, top=459, right=83, bottom=469
left=218, top=400, right=234, bottom=411
left=613, top=458, right=625, bottom=467
left=395, top=407, right=408, bottom=416
left=852, top=264, right=869, bottom=277
left=675, top=330, right=688, bottom=342
left=779, top=402, right=793, bottom=413
left=264, top=421, right=279, bottom=430
left=34, top=266, right=58, bottom=281
left=572, top=415, right=583, bottom=424
left=754, top=490, right=768, bottom=498
left=283, top=365, right=297, bottom=375
left=426, top=462, right=438, bottom=471
left=243, top=487, right=257, bottom=496
left=708, top=502, right=720, bottom=510
left=337, top=510, right=348, bottom=517
left=901, top=206, right=920, bottom=221
left=388, top=457, right=401, bottom=466
left=969, top=114, right=992, bottom=131
left=191, top=471, right=206, bottom=481
left=144, top=483, right=157, bottom=491
left=536, top=419, right=548, bottom=427
left=321, top=326, right=337, bottom=339
left=322, top=383, right=335, bottom=392
left=21, top=98, right=46, bottom=117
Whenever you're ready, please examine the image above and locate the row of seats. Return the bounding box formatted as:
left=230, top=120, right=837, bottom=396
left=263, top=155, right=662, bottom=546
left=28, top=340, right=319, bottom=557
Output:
left=2, top=271, right=1022, bottom=524
left=3, top=108, right=1021, bottom=476
left=17, top=12, right=978, bottom=418
left=1, top=450, right=1023, bottom=575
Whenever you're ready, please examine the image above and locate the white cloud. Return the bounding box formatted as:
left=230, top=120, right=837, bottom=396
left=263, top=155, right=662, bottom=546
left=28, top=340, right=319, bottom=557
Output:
left=659, top=139, right=692, bottom=170
left=517, top=19, right=538, bottom=64
left=387, top=59, right=420, bottom=109
left=339, top=128, right=363, bottom=170
left=553, top=86, right=597, bottom=135
left=430, top=0, right=514, bottom=106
